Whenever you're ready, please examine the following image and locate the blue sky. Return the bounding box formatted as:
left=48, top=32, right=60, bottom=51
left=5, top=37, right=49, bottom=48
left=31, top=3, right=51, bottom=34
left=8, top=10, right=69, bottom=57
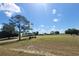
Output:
left=0, top=3, right=79, bottom=33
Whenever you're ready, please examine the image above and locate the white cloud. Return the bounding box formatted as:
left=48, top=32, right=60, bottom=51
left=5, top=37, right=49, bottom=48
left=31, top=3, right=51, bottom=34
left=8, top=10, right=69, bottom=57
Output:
left=0, top=24, right=3, bottom=29
left=4, top=11, right=13, bottom=17
left=52, top=9, right=57, bottom=14
left=0, top=3, right=21, bottom=17
left=53, top=18, right=58, bottom=22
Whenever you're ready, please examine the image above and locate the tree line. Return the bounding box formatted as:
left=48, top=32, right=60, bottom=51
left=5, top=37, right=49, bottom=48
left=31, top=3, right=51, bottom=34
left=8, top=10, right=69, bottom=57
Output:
left=65, top=28, right=79, bottom=35
left=50, top=28, right=79, bottom=35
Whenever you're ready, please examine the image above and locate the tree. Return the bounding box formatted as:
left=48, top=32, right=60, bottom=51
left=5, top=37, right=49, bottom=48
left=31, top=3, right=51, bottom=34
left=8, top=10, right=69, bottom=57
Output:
left=50, top=31, right=54, bottom=35
left=1, top=22, right=16, bottom=38
left=55, top=31, right=60, bottom=34
left=33, top=31, right=39, bottom=35
left=2, top=23, right=15, bottom=33
left=10, top=15, right=31, bottom=40
left=65, top=28, right=79, bottom=35
left=50, top=31, right=60, bottom=35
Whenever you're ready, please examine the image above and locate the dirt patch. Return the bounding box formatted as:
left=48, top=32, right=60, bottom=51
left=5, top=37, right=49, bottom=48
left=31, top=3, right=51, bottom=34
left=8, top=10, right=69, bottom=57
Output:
left=9, top=48, right=55, bottom=56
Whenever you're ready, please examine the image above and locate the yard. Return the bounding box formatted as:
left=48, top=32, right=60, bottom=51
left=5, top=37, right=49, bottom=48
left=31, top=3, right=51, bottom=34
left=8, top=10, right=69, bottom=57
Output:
left=0, top=35, right=79, bottom=56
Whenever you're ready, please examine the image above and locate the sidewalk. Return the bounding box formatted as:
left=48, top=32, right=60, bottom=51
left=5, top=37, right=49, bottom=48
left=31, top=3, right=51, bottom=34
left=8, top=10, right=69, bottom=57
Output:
left=0, top=37, right=28, bottom=44
left=0, top=38, right=18, bottom=44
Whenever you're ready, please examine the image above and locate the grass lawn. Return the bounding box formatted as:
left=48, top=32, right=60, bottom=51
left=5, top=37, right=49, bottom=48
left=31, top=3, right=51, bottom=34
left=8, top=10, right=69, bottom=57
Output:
left=0, top=35, right=79, bottom=56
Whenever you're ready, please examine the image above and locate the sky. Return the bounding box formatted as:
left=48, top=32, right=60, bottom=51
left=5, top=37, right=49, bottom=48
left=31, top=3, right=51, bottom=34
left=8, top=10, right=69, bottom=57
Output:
left=0, top=3, right=79, bottom=34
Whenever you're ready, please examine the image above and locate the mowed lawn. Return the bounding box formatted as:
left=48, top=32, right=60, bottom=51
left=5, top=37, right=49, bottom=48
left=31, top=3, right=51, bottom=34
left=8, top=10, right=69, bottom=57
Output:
left=0, top=35, right=79, bottom=56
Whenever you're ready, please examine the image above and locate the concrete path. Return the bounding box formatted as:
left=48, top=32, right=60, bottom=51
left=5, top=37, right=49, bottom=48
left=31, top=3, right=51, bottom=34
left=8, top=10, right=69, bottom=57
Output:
left=0, top=37, right=27, bottom=44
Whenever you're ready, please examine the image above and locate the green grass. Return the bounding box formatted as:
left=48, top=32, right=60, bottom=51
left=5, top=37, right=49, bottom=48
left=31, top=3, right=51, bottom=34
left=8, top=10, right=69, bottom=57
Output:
left=0, top=35, right=79, bottom=56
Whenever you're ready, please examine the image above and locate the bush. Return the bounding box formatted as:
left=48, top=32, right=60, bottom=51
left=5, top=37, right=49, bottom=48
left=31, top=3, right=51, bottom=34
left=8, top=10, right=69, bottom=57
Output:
left=50, top=31, right=60, bottom=35
left=0, top=31, right=18, bottom=38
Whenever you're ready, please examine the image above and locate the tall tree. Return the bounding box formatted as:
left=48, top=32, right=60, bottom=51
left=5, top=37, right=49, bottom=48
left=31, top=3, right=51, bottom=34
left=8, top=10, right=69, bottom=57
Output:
left=10, top=15, right=31, bottom=40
